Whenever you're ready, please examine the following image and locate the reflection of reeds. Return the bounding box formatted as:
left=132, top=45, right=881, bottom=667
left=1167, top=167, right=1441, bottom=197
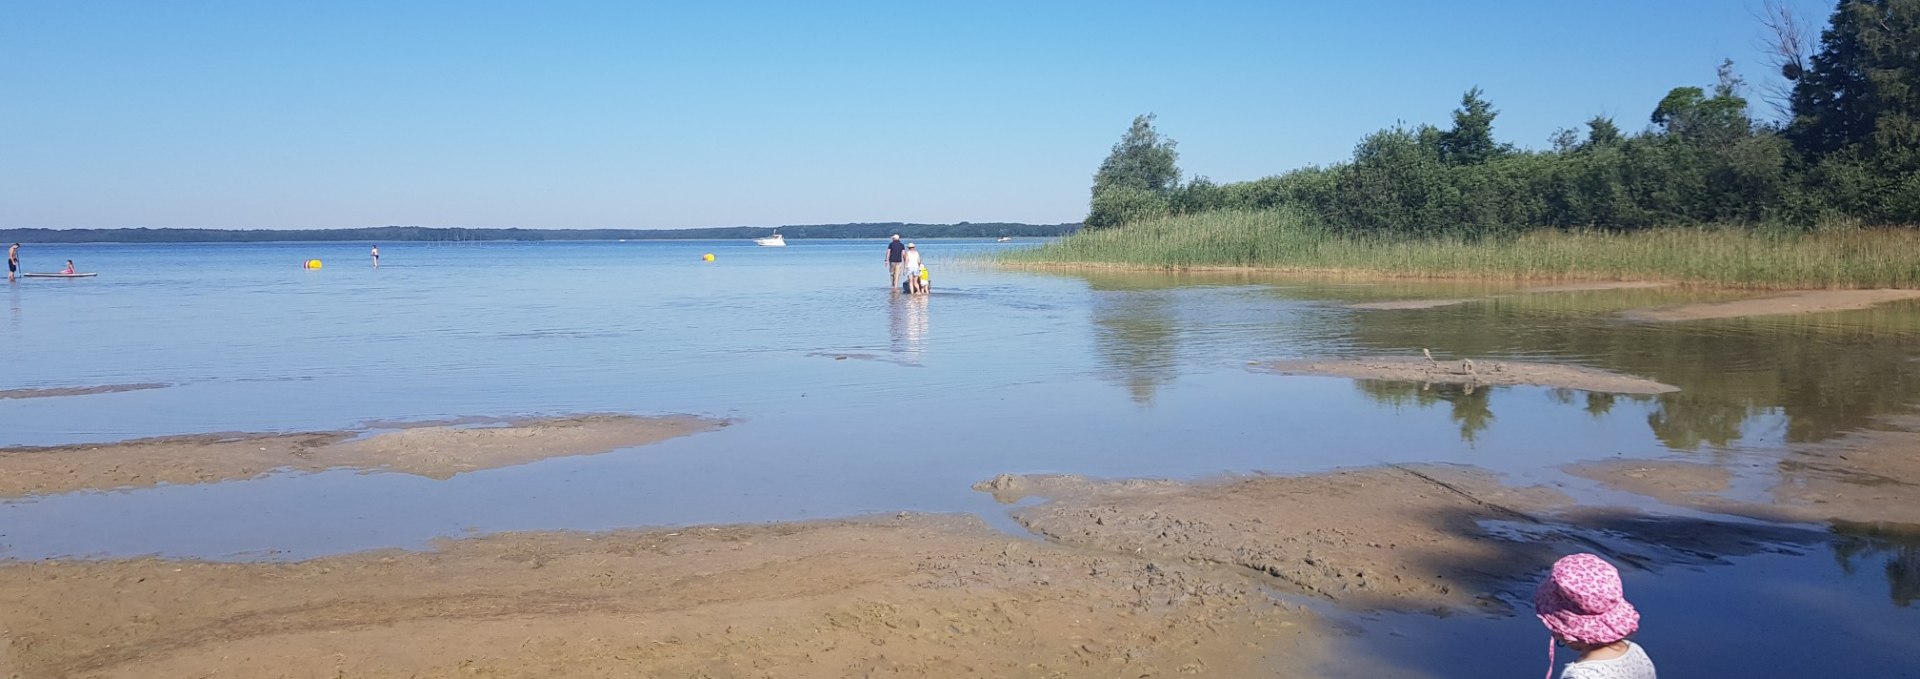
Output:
left=1004, top=209, right=1920, bottom=289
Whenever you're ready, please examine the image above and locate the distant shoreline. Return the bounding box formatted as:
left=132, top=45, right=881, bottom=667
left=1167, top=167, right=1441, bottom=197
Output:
left=1, top=222, right=1080, bottom=244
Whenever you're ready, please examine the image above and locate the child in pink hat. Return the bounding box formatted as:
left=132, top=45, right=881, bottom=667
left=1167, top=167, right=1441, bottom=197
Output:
left=1534, top=553, right=1656, bottom=679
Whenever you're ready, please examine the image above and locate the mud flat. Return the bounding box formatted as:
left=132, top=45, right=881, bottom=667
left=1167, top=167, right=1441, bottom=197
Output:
left=1344, top=298, right=1479, bottom=310
left=1517, top=281, right=1673, bottom=293
left=986, top=466, right=1585, bottom=612
left=1262, top=357, right=1679, bottom=394
left=0, top=514, right=1314, bottom=679
left=0, top=383, right=170, bottom=400
left=0, top=465, right=1844, bottom=678
left=1621, top=288, right=1920, bottom=321
left=0, top=414, right=721, bottom=498
left=1568, top=416, right=1920, bottom=525
left=1345, top=281, right=1673, bottom=310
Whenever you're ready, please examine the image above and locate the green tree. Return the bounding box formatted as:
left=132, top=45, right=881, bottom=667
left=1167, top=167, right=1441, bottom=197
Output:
left=1583, top=116, right=1624, bottom=149
left=1789, top=1, right=1883, bottom=156
left=1787, top=0, right=1920, bottom=221
left=1438, top=87, right=1506, bottom=165
left=1087, top=114, right=1181, bottom=228
left=1652, top=61, right=1755, bottom=144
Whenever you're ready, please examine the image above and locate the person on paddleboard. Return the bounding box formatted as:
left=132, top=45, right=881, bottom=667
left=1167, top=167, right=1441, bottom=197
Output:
left=7, top=243, right=17, bottom=282
left=62, top=260, right=75, bottom=275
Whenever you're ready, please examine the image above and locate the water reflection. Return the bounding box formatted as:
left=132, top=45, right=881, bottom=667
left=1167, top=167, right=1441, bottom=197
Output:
left=1832, top=521, right=1920, bottom=607
left=1355, top=380, right=1496, bottom=443
left=1334, top=290, right=1920, bottom=447
left=1049, top=269, right=1920, bottom=449
left=888, top=293, right=929, bottom=364
left=1090, top=290, right=1179, bottom=404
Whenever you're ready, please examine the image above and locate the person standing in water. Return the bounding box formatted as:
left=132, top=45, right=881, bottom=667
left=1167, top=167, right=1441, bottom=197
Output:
left=371, top=245, right=380, bottom=268
left=902, top=243, right=924, bottom=294
left=1534, top=553, right=1654, bottom=679
left=885, top=234, right=905, bottom=288
left=7, top=243, right=17, bottom=282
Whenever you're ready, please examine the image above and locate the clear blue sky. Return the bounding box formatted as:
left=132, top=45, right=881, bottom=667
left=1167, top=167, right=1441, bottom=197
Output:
left=1, top=0, right=1835, bottom=230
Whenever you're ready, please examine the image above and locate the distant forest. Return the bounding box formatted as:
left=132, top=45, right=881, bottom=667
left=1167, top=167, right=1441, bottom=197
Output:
left=1, top=222, right=1080, bottom=244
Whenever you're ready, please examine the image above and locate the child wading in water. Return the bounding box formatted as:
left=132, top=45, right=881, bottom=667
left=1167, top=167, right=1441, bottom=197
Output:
left=1534, top=553, right=1656, bottom=679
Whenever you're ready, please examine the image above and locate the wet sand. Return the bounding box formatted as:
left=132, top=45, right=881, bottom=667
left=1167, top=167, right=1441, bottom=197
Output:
left=1568, top=416, right=1920, bottom=525
left=1262, top=357, right=1679, bottom=394
left=0, top=383, right=170, bottom=400
left=0, top=414, right=721, bottom=497
left=0, top=462, right=1845, bottom=678
left=1345, top=298, right=1478, bottom=310
left=0, top=514, right=1314, bottom=679
left=1344, top=281, right=1673, bottom=310
left=1621, top=289, right=1920, bottom=321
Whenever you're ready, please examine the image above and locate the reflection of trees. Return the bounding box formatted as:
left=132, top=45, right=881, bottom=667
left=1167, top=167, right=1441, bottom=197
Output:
left=1585, top=392, right=1617, bottom=417
left=1343, top=296, right=1920, bottom=447
left=1355, top=380, right=1496, bottom=443
left=1645, top=392, right=1755, bottom=451
left=1831, top=521, right=1920, bottom=607
left=1091, top=292, right=1179, bottom=405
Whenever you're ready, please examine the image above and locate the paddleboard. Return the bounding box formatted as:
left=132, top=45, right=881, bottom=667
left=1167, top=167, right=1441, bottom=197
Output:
left=22, top=273, right=97, bottom=278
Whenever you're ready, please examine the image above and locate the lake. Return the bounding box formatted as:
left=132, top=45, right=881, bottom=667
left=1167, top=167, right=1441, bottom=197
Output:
left=4, top=238, right=1917, bottom=677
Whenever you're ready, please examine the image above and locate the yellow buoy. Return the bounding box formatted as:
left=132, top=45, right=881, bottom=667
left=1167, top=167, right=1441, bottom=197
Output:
left=304, top=259, right=323, bottom=269
left=702, top=253, right=715, bottom=262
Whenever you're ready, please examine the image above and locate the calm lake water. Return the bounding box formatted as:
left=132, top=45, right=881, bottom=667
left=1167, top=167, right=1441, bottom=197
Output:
left=5, top=239, right=1917, bottom=677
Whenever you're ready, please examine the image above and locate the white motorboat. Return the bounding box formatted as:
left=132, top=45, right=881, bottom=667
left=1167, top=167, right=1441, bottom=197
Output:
left=996, top=237, right=1012, bottom=242
left=754, top=232, right=786, bottom=247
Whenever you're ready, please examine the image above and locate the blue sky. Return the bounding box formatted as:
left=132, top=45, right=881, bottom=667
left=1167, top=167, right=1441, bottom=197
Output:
left=2, top=0, right=1835, bottom=229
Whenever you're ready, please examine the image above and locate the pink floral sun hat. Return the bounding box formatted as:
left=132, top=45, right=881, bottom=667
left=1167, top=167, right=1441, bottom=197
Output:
left=1534, top=553, right=1640, bottom=644
left=1534, top=553, right=1640, bottom=678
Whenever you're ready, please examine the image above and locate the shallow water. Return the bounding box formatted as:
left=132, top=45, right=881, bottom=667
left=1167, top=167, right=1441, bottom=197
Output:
left=5, top=240, right=1918, bottom=670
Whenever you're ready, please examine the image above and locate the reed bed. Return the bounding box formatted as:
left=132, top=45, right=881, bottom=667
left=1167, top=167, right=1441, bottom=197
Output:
left=1002, top=210, right=1920, bottom=289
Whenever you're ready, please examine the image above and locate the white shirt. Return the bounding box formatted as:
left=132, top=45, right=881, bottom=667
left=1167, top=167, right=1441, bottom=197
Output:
left=902, top=250, right=921, bottom=271
left=1563, top=642, right=1656, bottom=679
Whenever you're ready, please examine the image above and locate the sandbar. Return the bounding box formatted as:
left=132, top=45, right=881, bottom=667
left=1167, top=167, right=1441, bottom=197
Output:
left=1517, top=281, right=1673, bottom=293
left=1262, top=357, right=1679, bottom=394
left=1568, top=417, right=1920, bottom=525
left=1346, top=281, right=1673, bottom=311
left=0, top=461, right=1855, bottom=677
left=0, top=514, right=1313, bottom=679
left=0, top=383, right=170, bottom=400
left=0, top=414, right=721, bottom=497
left=1345, top=298, right=1479, bottom=310
left=1622, top=288, right=1920, bottom=321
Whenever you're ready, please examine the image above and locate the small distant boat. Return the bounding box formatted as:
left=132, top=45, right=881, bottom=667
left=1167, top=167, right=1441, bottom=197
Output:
left=22, top=272, right=97, bottom=278
left=996, top=237, right=1012, bottom=242
left=754, top=232, right=786, bottom=247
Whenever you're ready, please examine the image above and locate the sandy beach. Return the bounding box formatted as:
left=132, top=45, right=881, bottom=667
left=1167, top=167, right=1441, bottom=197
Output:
left=2, top=439, right=1886, bottom=677
left=0, top=513, right=1317, bottom=679
left=0, top=415, right=722, bottom=497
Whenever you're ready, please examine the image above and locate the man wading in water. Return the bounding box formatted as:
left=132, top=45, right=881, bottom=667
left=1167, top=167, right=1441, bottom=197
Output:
left=885, top=234, right=906, bottom=289
left=7, top=243, right=17, bottom=282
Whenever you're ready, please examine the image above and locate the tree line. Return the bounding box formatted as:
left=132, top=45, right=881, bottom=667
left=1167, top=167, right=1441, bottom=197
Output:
left=1, top=222, right=1080, bottom=244
left=1085, top=0, right=1919, bottom=236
